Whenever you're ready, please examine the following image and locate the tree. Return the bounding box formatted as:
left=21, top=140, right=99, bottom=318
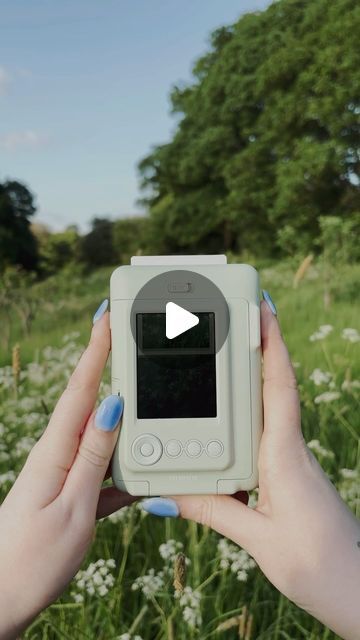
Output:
left=33, top=223, right=81, bottom=275
left=0, top=180, right=39, bottom=270
left=80, top=217, right=115, bottom=268
left=138, top=0, right=360, bottom=257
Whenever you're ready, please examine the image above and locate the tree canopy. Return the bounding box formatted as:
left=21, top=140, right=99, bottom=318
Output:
left=0, top=180, right=39, bottom=271
left=138, top=0, right=360, bottom=256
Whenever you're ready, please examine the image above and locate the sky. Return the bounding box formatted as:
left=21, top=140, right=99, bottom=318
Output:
left=0, top=0, right=270, bottom=232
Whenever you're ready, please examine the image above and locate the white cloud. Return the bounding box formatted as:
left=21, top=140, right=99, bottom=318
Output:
left=0, top=66, right=11, bottom=95
left=0, top=130, right=48, bottom=151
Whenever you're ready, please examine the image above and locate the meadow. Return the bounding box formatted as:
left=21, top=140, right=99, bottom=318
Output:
left=0, top=256, right=359, bottom=640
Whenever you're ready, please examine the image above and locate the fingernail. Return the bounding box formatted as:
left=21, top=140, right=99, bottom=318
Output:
left=141, top=497, right=179, bottom=518
left=262, top=290, right=277, bottom=315
left=95, top=395, right=123, bottom=431
left=93, top=299, right=109, bottom=324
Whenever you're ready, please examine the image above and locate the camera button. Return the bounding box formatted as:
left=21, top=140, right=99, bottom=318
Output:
left=165, top=439, right=182, bottom=457
left=132, top=435, right=162, bottom=465
left=140, top=442, right=154, bottom=457
left=206, top=440, right=224, bottom=457
left=185, top=440, right=202, bottom=457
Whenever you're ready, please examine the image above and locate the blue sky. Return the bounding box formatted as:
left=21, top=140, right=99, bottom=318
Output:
left=1, top=0, right=270, bottom=231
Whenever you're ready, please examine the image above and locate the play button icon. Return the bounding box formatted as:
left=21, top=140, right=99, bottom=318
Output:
left=165, top=302, right=199, bottom=339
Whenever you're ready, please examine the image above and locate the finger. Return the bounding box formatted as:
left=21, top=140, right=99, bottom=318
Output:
left=261, top=298, right=301, bottom=439
left=20, top=309, right=110, bottom=507
left=96, top=486, right=137, bottom=519
left=61, top=395, right=124, bottom=518
left=142, top=494, right=266, bottom=556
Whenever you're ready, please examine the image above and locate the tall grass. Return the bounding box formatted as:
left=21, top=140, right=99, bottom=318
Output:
left=0, top=258, right=358, bottom=639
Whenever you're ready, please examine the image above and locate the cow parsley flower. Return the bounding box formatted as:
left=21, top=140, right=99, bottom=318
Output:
left=309, top=325, right=333, bottom=341
left=131, top=568, right=165, bottom=599
left=72, top=558, right=116, bottom=601
left=159, top=539, right=183, bottom=561
left=307, top=440, right=334, bottom=459
left=175, top=586, right=202, bottom=628
left=217, top=538, right=256, bottom=581
left=309, top=368, right=332, bottom=386
left=314, top=391, right=341, bottom=404
left=341, top=328, right=360, bottom=343
left=341, top=379, right=360, bottom=392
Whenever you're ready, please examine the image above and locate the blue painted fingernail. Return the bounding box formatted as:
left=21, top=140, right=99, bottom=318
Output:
left=262, top=290, right=277, bottom=315
left=93, top=299, right=109, bottom=324
left=141, top=497, right=179, bottom=518
left=95, top=395, right=123, bottom=431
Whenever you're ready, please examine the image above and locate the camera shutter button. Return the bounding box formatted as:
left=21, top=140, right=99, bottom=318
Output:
left=132, top=435, right=162, bottom=465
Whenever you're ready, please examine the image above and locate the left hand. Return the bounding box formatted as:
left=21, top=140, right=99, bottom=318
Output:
left=0, top=306, right=134, bottom=640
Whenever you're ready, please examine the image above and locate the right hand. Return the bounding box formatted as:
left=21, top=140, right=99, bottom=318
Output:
left=143, top=300, right=360, bottom=640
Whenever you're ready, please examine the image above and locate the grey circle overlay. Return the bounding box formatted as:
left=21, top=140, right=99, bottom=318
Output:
left=130, top=269, right=230, bottom=355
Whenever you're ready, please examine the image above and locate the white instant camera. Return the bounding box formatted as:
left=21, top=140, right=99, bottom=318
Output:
left=110, top=255, right=262, bottom=496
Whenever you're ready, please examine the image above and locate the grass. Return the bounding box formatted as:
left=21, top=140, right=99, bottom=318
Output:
left=0, top=257, right=359, bottom=639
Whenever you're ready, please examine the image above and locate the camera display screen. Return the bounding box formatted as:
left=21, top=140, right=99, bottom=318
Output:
left=136, top=312, right=217, bottom=419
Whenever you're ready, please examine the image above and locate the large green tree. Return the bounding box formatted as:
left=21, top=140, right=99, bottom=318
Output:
left=139, top=0, right=360, bottom=256
left=0, top=180, right=39, bottom=270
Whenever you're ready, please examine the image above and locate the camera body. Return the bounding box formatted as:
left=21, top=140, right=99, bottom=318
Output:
left=110, top=256, right=262, bottom=496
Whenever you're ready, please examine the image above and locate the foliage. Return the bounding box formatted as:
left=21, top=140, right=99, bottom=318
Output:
left=80, top=217, right=117, bottom=269
left=33, top=223, right=81, bottom=276
left=112, top=217, right=149, bottom=265
left=139, top=0, right=360, bottom=256
left=0, top=259, right=359, bottom=639
left=0, top=180, right=39, bottom=271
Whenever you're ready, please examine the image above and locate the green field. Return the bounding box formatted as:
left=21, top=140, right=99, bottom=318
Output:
left=0, top=257, right=359, bottom=639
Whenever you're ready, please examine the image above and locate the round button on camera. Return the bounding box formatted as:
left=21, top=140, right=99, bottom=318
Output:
left=185, top=439, right=203, bottom=457
left=206, top=440, right=224, bottom=457
left=132, top=435, right=162, bottom=466
left=165, top=439, right=182, bottom=457
left=140, top=442, right=154, bottom=457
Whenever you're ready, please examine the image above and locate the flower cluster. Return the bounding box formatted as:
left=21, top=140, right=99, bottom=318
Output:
left=175, top=586, right=202, bottom=628
left=309, top=324, right=333, bottom=341
left=339, top=468, right=359, bottom=510
left=342, top=328, right=360, bottom=343
left=71, top=558, right=116, bottom=602
left=217, top=538, right=256, bottom=582
left=307, top=439, right=335, bottom=460
left=309, top=368, right=333, bottom=386
left=131, top=568, right=165, bottom=599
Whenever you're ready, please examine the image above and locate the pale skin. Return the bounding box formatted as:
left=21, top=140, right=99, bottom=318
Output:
left=0, top=303, right=359, bottom=639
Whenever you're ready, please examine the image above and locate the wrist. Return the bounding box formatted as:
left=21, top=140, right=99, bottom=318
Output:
left=297, top=515, right=360, bottom=640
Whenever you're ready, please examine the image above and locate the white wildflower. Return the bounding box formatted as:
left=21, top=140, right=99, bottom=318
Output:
left=15, top=436, right=36, bottom=457
left=341, top=328, right=360, bottom=343
left=0, top=471, right=16, bottom=485
left=72, top=558, right=116, bottom=600
left=341, top=379, right=360, bottom=392
left=217, top=538, right=256, bottom=581
left=307, top=440, right=335, bottom=459
left=309, top=368, right=332, bottom=386
left=131, top=568, right=164, bottom=599
left=159, top=539, right=183, bottom=561
left=340, top=468, right=358, bottom=480
left=314, top=391, right=341, bottom=404
left=309, top=325, right=333, bottom=341
left=175, top=586, right=202, bottom=628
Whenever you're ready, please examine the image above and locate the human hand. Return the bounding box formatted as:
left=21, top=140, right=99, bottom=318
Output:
left=141, top=293, right=360, bottom=640
left=0, top=301, right=135, bottom=640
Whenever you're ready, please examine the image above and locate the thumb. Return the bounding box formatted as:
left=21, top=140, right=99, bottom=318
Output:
left=61, top=395, right=124, bottom=516
left=142, top=493, right=267, bottom=555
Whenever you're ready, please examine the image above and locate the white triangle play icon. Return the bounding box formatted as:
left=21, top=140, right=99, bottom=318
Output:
left=166, top=302, right=199, bottom=339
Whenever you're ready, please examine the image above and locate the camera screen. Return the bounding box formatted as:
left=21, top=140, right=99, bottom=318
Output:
left=136, top=312, right=217, bottom=419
